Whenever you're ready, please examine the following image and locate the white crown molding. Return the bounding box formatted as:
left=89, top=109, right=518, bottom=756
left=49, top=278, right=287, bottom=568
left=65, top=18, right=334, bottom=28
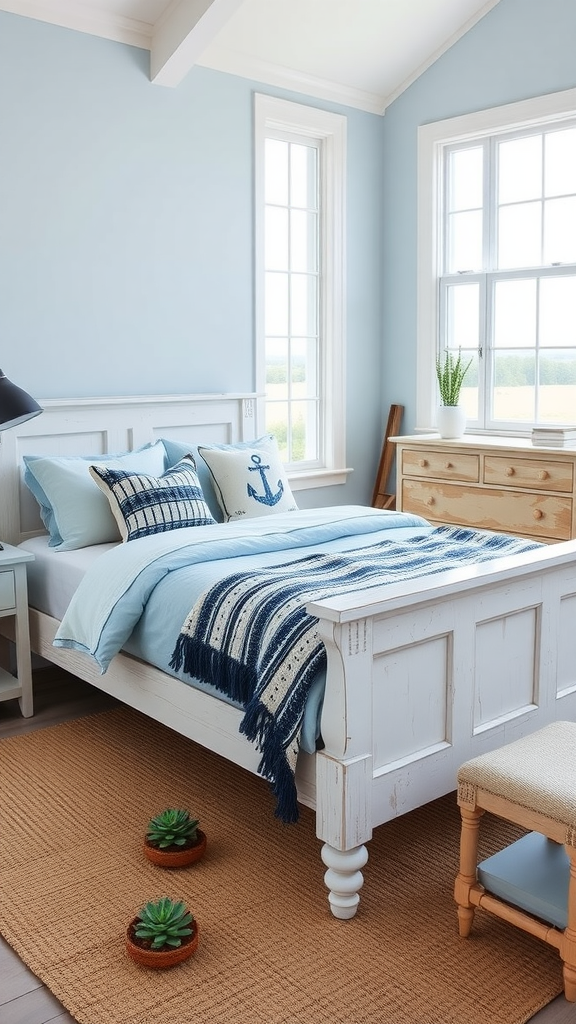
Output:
left=197, top=46, right=386, bottom=115
left=0, top=0, right=154, bottom=48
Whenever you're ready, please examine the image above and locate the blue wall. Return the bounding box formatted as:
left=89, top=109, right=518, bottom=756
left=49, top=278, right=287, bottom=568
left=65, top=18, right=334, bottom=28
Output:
left=382, top=0, right=576, bottom=433
left=0, top=12, right=384, bottom=506
left=5, top=0, right=571, bottom=506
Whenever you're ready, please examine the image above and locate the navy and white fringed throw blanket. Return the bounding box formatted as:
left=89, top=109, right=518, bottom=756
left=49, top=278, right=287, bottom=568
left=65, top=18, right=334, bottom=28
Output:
left=170, top=526, right=541, bottom=823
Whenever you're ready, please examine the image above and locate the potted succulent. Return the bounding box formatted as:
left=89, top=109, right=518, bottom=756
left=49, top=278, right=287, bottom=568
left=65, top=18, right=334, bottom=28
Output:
left=125, top=897, right=199, bottom=969
left=144, top=807, right=207, bottom=868
left=435, top=348, right=473, bottom=438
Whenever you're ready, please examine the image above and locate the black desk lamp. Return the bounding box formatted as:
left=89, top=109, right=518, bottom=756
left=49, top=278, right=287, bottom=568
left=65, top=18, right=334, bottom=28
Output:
left=0, top=369, right=42, bottom=431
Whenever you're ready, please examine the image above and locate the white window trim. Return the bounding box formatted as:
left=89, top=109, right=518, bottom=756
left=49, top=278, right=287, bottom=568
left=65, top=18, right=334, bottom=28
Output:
left=417, top=87, right=576, bottom=433
left=254, top=93, right=348, bottom=489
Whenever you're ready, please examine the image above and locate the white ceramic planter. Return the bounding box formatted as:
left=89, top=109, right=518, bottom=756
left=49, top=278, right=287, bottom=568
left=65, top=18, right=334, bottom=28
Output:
left=436, top=405, right=466, bottom=439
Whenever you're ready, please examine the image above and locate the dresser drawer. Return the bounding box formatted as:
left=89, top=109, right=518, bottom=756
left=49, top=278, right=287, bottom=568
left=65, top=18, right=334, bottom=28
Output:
left=0, top=570, right=15, bottom=612
left=401, top=480, right=573, bottom=541
left=484, top=456, right=574, bottom=493
left=401, top=449, right=480, bottom=483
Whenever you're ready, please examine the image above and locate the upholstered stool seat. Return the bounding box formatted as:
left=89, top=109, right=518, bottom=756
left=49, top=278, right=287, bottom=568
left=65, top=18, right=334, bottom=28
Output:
left=454, top=721, right=576, bottom=1001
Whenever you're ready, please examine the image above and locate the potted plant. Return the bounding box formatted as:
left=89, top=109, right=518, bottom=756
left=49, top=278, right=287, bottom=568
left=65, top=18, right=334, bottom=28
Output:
left=125, top=897, right=199, bottom=969
left=435, top=348, right=472, bottom=438
left=144, top=808, right=207, bottom=868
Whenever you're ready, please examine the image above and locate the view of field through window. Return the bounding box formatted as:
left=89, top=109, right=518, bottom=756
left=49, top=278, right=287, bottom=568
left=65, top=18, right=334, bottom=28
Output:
left=443, top=124, right=576, bottom=428
left=264, top=136, right=320, bottom=463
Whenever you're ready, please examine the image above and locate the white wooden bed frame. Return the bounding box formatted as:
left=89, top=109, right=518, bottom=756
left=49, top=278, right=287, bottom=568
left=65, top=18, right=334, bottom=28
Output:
left=2, top=393, right=576, bottom=920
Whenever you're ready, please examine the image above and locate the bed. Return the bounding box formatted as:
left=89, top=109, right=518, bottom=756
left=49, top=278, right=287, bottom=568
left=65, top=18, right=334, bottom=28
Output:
left=2, top=392, right=576, bottom=920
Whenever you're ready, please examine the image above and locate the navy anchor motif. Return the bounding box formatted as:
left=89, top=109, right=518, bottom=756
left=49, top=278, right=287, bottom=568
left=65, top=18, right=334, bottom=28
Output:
left=247, top=453, right=284, bottom=507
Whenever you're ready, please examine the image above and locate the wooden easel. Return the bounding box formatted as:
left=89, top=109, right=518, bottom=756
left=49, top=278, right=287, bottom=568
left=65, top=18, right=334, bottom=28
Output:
left=371, top=404, right=403, bottom=510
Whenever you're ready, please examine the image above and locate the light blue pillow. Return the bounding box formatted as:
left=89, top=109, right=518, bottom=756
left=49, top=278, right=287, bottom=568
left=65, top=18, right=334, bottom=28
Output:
left=23, top=441, right=168, bottom=550
left=197, top=435, right=298, bottom=522
left=89, top=455, right=215, bottom=541
left=160, top=438, right=222, bottom=521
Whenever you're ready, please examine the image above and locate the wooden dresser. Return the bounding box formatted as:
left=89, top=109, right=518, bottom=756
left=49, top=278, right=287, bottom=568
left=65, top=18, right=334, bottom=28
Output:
left=391, top=434, right=576, bottom=543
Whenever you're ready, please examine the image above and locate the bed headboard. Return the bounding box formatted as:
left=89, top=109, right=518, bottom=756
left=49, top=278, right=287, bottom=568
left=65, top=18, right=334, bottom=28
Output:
left=0, top=392, right=259, bottom=546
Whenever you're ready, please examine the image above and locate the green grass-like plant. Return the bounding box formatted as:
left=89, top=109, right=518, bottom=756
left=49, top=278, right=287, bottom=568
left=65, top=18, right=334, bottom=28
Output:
left=436, top=348, right=473, bottom=406
left=146, top=808, right=200, bottom=849
left=134, top=897, right=194, bottom=951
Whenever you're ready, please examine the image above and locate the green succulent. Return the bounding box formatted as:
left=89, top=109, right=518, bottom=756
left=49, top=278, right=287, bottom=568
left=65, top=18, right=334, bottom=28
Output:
left=436, top=348, right=472, bottom=406
left=134, top=897, right=194, bottom=951
left=146, top=808, right=200, bottom=849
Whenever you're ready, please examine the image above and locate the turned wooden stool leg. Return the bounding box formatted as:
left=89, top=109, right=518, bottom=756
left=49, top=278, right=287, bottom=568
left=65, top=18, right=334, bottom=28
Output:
left=561, top=846, right=576, bottom=1002
left=454, top=806, right=484, bottom=937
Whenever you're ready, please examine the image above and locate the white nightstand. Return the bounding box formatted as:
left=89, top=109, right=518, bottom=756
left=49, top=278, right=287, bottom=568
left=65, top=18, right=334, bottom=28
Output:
left=0, top=543, right=34, bottom=717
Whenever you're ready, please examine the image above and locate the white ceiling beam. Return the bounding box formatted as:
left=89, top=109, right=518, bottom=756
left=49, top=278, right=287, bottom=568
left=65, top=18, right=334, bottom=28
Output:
left=150, top=0, right=245, bottom=87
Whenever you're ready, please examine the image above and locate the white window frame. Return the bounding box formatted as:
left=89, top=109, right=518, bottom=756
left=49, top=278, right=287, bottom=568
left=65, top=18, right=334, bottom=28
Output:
left=417, top=87, right=576, bottom=434
left=254, top=93, right=348, bottom=489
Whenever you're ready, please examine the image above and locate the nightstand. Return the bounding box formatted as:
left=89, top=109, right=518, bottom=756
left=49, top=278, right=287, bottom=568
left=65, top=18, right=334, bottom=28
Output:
left=0, top=543, right=34, bottom=717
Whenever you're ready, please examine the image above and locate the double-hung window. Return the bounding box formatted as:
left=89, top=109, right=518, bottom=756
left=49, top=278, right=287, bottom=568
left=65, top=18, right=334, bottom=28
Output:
left=418, top=89, right=576, bottom=434
left=254, top=95, right=347, bottom=488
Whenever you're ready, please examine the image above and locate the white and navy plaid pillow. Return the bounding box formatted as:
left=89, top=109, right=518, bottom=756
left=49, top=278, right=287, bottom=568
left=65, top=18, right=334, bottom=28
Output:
left=89, top=455, right=215, bottom=542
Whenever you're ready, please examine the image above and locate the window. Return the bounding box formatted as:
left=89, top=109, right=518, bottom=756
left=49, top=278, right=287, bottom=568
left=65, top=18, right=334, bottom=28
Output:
left=418, top=89, right=576, bottom=434
left=254, top=95, right=347, bottom=488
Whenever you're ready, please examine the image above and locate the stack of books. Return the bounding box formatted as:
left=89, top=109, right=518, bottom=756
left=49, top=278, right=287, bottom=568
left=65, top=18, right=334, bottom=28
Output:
left=531, top=426, right=576, bottom=447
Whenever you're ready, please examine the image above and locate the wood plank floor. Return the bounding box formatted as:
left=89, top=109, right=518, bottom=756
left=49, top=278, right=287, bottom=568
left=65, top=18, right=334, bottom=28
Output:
left=0, top=667, right=573, bottom=1024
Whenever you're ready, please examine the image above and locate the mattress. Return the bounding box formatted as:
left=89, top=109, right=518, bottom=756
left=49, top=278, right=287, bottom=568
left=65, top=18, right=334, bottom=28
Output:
left=20, top=535, right=118, bottom=620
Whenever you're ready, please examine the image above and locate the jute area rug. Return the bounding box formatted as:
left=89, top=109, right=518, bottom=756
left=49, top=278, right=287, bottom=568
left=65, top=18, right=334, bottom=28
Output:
left=0, top=707, right=563, bottom=1024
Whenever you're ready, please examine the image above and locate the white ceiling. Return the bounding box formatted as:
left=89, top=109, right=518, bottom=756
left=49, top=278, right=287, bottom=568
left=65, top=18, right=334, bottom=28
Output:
left=0, top=0, right=501, bottom=112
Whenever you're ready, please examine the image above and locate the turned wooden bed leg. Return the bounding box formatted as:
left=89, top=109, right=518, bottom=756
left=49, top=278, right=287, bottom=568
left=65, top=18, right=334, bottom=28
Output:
left=454, top=805, right=484, bottom=937
left=321, top=842, right=369, bottom=919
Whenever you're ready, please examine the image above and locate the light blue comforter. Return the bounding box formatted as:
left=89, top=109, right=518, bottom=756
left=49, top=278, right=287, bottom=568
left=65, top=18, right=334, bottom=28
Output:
left=53, top=505, right=433, bottom=752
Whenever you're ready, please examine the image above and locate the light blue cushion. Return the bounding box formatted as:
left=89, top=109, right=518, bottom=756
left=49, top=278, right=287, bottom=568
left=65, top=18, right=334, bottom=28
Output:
left=477, top=831, right=569, bottom=929
left=89, top=455, right=216, bottom=542
left=197, top=435, right=298, bottom=522
left=24, top=441, right=168, bottom=550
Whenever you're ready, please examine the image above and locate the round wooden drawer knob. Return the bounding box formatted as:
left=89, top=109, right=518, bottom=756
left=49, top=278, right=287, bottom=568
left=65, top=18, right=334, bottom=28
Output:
left=506, top=467, right=515, bottom=476
left=419, top=459, right=428, bottom=467
left=444, top=461, right=452, bottom=469
left=533, top=509, right=543, bottom=520
left=426, top=497, right=435, bottom=506
left=538, top=470, right=549, bottom=480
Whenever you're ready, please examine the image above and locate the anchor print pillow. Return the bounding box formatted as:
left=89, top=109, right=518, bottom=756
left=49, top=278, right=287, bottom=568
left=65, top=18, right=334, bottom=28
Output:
left=197, top=435, right=299, bottom=522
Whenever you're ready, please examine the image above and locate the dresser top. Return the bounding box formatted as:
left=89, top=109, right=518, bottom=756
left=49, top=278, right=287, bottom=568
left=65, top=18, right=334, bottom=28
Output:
left=390, top=434, right=576, bottom=454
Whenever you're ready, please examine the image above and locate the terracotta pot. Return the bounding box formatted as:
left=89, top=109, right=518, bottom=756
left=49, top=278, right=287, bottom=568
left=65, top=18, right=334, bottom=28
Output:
left=125, top=917, right=199, bottom=969
left=143, top=829, right=207, bottom=868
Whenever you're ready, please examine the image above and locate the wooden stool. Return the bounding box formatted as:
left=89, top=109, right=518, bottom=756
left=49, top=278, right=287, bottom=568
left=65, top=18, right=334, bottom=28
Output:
left=454, top=721, right=576, bottom=1001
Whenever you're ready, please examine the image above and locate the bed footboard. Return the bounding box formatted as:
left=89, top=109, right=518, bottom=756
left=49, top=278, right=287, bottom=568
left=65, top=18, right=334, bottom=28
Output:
left=309, top=541, right=576, bottom=918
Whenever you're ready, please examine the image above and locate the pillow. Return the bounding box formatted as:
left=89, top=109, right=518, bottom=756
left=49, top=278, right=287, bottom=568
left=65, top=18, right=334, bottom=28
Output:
left=160, top=438, right=224, bottom=522
left=23, top=441, right=168, bottom=551
left=89, top=455, right=216, bottom=542
left=197, top=435, right=298, bottom=521
left=160, top=435, right=279, bottom=523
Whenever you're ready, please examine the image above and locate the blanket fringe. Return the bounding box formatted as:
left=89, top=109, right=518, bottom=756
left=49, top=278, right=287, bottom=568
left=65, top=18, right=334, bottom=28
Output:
left=241, top=699, right=300, bottom=824
left=170, top=635, right=257, bottom=705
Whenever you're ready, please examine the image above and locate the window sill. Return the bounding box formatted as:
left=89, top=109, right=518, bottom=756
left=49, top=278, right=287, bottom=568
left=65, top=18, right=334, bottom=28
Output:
left=288, top=467, right=353, bottom=491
